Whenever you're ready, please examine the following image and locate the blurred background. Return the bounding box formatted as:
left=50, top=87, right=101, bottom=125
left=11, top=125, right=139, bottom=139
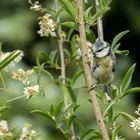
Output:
left=0, top=0, right=140, bottom=139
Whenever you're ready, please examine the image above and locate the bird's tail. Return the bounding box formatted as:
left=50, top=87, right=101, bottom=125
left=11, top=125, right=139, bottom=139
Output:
left=104, top=85, right=112, bottom=100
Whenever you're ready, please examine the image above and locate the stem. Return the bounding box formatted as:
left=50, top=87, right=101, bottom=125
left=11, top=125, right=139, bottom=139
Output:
left=6, top=95, right=26, bottom=103
left=55, top=0, right=76, bottom=139
left=76, top=0, right=110, bottom=140
left=0, top=73, right=6, bottom=88
left=95, top=0, right=104, bottom=40
left=58, top=26, right=76, bottom=140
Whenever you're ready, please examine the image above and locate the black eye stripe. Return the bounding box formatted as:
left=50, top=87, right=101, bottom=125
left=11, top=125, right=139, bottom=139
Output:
left=96, top=46, right=108, bottom=53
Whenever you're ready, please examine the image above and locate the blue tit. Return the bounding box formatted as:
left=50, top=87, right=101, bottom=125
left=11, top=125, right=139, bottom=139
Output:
left=91, top=38, right=116, bottom=97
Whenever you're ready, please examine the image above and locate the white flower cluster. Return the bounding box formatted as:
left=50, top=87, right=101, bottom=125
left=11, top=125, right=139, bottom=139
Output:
left=23, top=85, right=40, bottom=99
left=130, top=105, right=140, bottom=137
left=0, top=120, right=42, bottom=139
left=135, top=105, right=140, bottom=116
left=30, top=1, right=42, bottom=11
left=11, top=68, right=40, bottom=99
left=0, top=120, right=12, bottom=137
left=12, top=68, right=34, bottom=85
left=19, top=123, right=38, bottom=140
left=0, top=50, right=24, bottom=71
left=38, top=14, right=56, bottom=37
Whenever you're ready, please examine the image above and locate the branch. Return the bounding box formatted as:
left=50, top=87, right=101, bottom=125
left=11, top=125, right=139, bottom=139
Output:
left=76, top=0, right=110, bottom=140
left=55, top=1, right=76, bottom=139
left=95, top=0, right=104, bottom=40
left=58, top=29, right=76, bottom=140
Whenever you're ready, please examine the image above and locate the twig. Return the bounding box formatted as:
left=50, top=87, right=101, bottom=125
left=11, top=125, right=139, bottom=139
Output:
left=58, top=36, right=76, bottom=140
left=76, top=0, right=110, bottom=140
left=95, top=0, right=104, bottom=40
left=55, top=0, right=76, bottom=139
left=6, top=95, right=26, bottom=103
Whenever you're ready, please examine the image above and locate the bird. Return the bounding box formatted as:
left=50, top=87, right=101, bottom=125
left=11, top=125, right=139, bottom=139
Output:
left=90, top=38, right=116, bottom=97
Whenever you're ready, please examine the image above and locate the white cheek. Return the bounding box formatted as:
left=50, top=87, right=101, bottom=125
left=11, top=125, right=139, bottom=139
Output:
left=96, top=47, right=109, bottom=58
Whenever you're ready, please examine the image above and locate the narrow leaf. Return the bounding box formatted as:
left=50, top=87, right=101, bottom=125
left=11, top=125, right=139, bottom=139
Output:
left=71, top=69, right=83, bottom=86
left=50, top=105, right=55, bottom=116
left=103, top=101, right=116, bottom=117
left=81, top=129, right=95, bottom=140
left=66, top=115, right=76, bottom=130
left=54, top=101, right=63, bottom=117
left=31, top=110, right=56, bottom=125
left=85, top=6, right=93, bottom=17
left=61, top=22, right=78, bottom=31
left=111, top=30, right=129, bottom=48
left=0, top=106, right=9, bottom=113
left=119, top=112, right=135, bottom=122
left=112, top=125, right=122, bottom=140
left=105, top=0, right=112, bottom=7
left=0, top=51, right=21, bottom=70
left=59, top=0, right=77, bottom=21
left=98, top=0, right=104, bottom=8
left=67, top=86, right=77, bottom=103
left=91, top=7, right=110, bottom=25
left=49, top=50, right=58, bottom=63
left=86, top=28, right=96, bottom=43
left=120, top=87, right=140, bottom=99
left=113, top=43, right=121, bottom=52
left=115, top=50, right=129, bottom=56
left=120, top=63, right=136, bottom=94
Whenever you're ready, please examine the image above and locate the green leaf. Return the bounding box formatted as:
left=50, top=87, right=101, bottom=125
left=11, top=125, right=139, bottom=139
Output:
left=42, top=69, right=54, bottom=82
left=81, top=129, right=95, bottom=140
left=98, top=0, right=104, bottom=8
left=71, top=69, right=83, bottom=86
left=55, top=7, right=63, bottom=20
left=115, top=50, right=129, bottom=56
left=73, top=104, right=80, bottom=112
left=120, top=63, right=136, bottom=95
left=61, top=22, right=78, bottom=31
left=66, top=115, right=76, bottom=130
left=103, top=101, right=116, bottom=117
left=111, top=30, right=129, bottom=48
left=120, top=87, right=140, bottom=99
left=0, top=50, right=21, bottom=71
left=50, top=105, right=55, bottom=116
left=105, top=0, right=112, bottom=7
left=112, top=85, right=119, bottom=99
left=71, top=34, right=80, bottom=55
left=62, top=104, right=74, bottom=116
left=64, top=49, right=71, bottom=59
left=31, top=110, right=56, bottom=125
left=85, top=6, right=93, bottom=18
left=54, top=101, right=63, bottom=117
left=59, top=0, right=77, bottom=21
left=66, top=86, right=77, bottom=103
left=49, top=50, right=58, bottom=64
left=113, top=43, right=121, bottom=52
left=118, top=112, right=135, bottom=122
left=86, top=28, right=96, bottom=43
left=90, top=7, right=110, bottom=25
left=112, top=125, right=122, bottom=140
left=0, top=106, right=9, bottom=113
left=33, top=66, right=54, bottom=82
left=80, top=129, right=101, bottom=140
left=67, top=28, right=74, bottom=41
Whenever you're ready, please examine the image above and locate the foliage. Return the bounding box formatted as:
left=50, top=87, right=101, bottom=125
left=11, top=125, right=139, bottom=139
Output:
left=0, top=0, right=139, bottom=140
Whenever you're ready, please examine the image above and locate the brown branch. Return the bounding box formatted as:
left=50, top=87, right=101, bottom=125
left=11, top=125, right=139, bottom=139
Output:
left=95, top=0, right=104, bottom=40
left=76, top=0, right=110, bottom=140
left=55, top=1, right=76, bottom=139
left=58, top=32, right=76, bottom=140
